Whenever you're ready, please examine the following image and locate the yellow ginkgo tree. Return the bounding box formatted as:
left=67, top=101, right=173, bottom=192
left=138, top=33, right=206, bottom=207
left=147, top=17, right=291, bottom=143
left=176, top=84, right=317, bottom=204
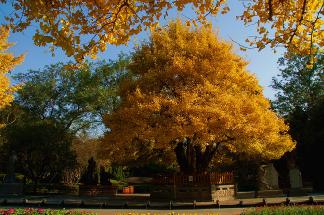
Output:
left=1, top=0, right=322, bottom=62
left=100, top=21, right=295, bottom=174
left=0, top=26, right=24, bottom=126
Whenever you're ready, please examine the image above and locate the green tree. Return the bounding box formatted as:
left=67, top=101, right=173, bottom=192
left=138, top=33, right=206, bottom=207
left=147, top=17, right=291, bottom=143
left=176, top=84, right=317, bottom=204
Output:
left=0, top=104, right=28, bottom=173
left=2, top=116, right=76, bottom=186
left=271, top=53, right=323, bottom=116
left=0, top=58, right=129, bottom=183
left=13, top=58, right=129, bottom=134
left=271, top=53, right=324, bottom=190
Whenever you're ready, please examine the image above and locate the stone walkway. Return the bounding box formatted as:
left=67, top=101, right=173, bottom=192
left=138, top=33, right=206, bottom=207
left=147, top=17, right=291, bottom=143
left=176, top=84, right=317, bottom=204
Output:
left=1, top=194, right=324, bottom=210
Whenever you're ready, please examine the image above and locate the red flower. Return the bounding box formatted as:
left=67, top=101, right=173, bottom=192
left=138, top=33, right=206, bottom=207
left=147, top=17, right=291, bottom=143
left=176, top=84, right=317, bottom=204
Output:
left=7, top=208, right=15, bottom=214
left=37, top=208, right=45, bottom=214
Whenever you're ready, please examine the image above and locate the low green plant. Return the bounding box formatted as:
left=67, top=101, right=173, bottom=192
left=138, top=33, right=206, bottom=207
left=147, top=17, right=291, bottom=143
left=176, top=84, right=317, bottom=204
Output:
left=107, top=165, right=129, bottom=181
left=110, top=179, right=127, bottom=190
left=241, top=206, right=324, bottom=215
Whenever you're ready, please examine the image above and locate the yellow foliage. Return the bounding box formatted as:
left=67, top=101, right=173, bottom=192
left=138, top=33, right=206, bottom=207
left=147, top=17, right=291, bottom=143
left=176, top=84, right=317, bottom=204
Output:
left=0, top=26, right=24, bottom=127
left=2, top=0, right=322, bottom=62
left=101, top=21, right=295, bottom=164
left=239, top=0, right=324, bottom=55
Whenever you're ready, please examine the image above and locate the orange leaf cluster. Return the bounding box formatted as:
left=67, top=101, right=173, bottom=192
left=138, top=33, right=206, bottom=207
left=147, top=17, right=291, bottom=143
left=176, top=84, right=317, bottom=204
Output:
left=4, top=0, right=227, bottom=62
left=240, top=0, right=323, bottom=56
left=0, top=26, right=24, bottom=127
left=3, top=0, right=321, bottom=62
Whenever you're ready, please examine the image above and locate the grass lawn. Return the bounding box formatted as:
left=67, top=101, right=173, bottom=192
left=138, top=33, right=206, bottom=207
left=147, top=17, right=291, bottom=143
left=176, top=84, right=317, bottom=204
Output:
left=241, top=206, right=324, bottom=215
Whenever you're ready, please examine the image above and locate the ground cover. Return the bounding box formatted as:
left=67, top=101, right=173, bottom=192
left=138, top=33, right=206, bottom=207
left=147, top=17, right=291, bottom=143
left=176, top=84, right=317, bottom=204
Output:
left=0, top=208, right=95, bottom=215
left=241, top=206, right=324, bottom=215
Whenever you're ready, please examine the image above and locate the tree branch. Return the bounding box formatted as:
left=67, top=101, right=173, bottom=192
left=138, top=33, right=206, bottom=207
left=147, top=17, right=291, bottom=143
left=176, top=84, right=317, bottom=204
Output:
left=288, top=0, right=308, bottom=44
left=268, top=0, right=273, bottom=21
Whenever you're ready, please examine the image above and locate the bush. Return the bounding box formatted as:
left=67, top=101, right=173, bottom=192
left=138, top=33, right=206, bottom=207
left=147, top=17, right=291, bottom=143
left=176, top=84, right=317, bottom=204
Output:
left=241, top=206, right=324, bottom=215
left=107, top=165, right=128, bottom=181
left=0, top=208, right=95, bottom=215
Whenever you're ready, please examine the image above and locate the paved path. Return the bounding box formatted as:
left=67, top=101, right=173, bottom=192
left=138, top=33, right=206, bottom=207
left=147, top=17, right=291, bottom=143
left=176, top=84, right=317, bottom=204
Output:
left=1, top=194, right=324, bottom=211
left=0, top=207, right=246, bottom=215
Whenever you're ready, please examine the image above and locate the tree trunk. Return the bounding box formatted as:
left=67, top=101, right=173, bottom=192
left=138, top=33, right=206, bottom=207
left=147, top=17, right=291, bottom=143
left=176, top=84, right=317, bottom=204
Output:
left=175, top=139, right=218, bottom=174
left=33, top=177, right=39, bottom=193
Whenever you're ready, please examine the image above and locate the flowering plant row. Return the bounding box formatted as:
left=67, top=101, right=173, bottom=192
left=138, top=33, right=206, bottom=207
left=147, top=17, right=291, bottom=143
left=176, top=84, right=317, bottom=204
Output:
left=0, top=208, right=95, bottom=215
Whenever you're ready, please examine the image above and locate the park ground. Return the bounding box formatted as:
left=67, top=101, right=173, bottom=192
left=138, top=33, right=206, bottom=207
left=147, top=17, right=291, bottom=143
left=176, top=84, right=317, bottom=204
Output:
left=86, top=208, right=245, bottom=215
left=2, top=195, right=324, bottom=215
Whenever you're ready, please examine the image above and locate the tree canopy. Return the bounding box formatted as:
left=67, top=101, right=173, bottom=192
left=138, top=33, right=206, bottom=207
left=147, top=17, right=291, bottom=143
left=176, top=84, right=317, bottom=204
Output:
left=271, top=53, right=323, bottom=116
left=2, top=116, right=77, bottom=185
left=271, top=53, right=324, bottom=189
left=1, top=0, right=322, bottom=62
left=101, top=21, right=295, bottom=174
left=0, top=59, right=128, bottom=184
left=13, top=60, right=128, bottom=134
left=0, top=26, right=24, bottom=126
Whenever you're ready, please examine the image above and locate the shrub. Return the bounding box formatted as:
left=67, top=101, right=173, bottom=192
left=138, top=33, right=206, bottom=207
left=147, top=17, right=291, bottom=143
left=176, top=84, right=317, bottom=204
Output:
left=107, top=165, right=128, bottom=181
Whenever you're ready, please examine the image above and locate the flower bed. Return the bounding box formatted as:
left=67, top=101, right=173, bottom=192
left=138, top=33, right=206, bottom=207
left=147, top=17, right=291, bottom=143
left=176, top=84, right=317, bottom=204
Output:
left=0, top=208, right=95, bottom=215
left=241, top=206, right=324, bottom=215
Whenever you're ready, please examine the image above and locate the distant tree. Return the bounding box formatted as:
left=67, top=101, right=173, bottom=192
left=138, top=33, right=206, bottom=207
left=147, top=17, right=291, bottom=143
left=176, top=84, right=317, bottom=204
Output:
left=272, top=53, right=323, bottom=116
left=100, top=21, right=295, bottom=174
left=0, top=58, right=129, bottom=182
left=303, top=100, right=324, bottom=189
left=2, top=115, right=76, bottom=186
left=271, top=53, right=324, bottom=190
left=13, top=58, right=129, bottom=134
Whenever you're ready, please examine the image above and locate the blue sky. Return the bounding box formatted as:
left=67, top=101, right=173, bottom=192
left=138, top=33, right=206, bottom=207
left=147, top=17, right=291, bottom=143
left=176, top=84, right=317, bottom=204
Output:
left=1, top=0, right=284, bottom=99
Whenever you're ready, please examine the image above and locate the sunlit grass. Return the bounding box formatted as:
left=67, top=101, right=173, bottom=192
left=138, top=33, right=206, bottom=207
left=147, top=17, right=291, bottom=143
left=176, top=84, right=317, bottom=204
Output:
left=241, top=206, right=324, bottom=215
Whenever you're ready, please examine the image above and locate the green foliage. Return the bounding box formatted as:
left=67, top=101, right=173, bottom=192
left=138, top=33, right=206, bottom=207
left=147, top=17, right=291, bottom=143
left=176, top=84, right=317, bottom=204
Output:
left=271, top=53, right=324, bottom=190
left=107, top=165, right=129, bottom=181
left=79, top=158, right=129, bottom=185
left=294, top=99, right=324, bottom=190
left=0, top=56, right=131, bottom=185
left=13, top=57, right=130, bottom=135
left=2, top=118, right=77, bottom=185
left=271, top=53, right=323, bottom=116
left=241, top=206, right=324, bottom=215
